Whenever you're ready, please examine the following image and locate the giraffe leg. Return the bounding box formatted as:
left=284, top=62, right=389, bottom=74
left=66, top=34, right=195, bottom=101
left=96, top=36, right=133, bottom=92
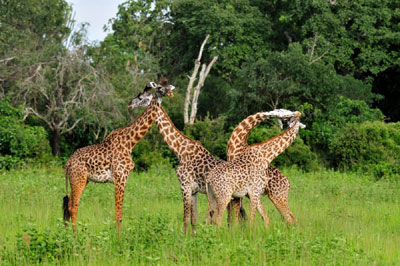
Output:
left=227, top=198, right=242, bottom=225
left=206, top=184, right=217, bottom=225
left=248, top=193, right=270, bottom=227
left=227, top=201, right=234, bottom=225
left=267, top=193, right=296, bottom=224
left=114, top=180, right=127, bottom=231
left=113, top=159, right=134, bottom=231
left=255, top=197, right=270, bottom=227
left=267, top=177, right=296, bottom=225
left=191, top=193, right=198, bottom=235
left=68, top=174, right=87, bottom=232
left=214, top=193, right=232, bottom=226
left=181, top=188, right=192, bottom=235
left=238, top=198, right=248, bottom=222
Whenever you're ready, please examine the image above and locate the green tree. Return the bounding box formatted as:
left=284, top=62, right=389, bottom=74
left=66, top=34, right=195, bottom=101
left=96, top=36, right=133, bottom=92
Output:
left=230, top=43, right=376, bottom=124
left=1, top=0, right=122, bottom=156
left=167, top=0, right=271, bottom=77
left=0, top=100, right=51, bottom=169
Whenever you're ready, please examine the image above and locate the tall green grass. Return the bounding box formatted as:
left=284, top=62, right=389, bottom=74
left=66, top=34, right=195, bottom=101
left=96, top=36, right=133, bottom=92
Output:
left=0, top=166, right=399, bottom=265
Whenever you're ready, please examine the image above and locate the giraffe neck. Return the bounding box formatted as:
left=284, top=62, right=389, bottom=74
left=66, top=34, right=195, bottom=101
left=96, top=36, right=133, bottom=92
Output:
left=227, top=112, right=269, bottom=161
left=155, top=106, right=199, bottom=160
left=245, top=117, right=301, bottom=168
left=123, top=98, right=159, bottom=151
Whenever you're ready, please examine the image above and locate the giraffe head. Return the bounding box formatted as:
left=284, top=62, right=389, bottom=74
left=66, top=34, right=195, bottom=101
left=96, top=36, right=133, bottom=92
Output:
left=154, top=75, right=175, bottom=98
left=128, top=85, right=154, bottom=109
left=128, top=76, right=175, bottom=109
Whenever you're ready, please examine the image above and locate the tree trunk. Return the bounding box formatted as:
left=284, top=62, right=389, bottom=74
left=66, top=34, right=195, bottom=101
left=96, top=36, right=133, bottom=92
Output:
left=184, top=34, right=210, bottom=125
left=188, top=55, right=218, bottom=124
left=52, top=129, right=61, bottom=156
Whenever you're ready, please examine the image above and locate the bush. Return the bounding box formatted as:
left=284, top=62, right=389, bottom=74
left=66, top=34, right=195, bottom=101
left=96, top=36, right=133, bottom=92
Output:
left=184, top=115, right=228, bottom=159
left=305, top=97, right=384, bottom=150
left=131, top=127, right=172, bottom=171
left=0, top=100, right=51, bottom=169
left=329, top=121, right=400, bottom=179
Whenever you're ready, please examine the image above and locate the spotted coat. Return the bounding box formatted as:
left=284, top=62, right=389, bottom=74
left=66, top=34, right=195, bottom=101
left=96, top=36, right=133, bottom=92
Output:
left=226, top=112, right=296, bottom=224
left=64, top=82, right=173, bottom=232
left=154, top=106, right=225, bottom=234
left=207, top=113, right=302, bottom=226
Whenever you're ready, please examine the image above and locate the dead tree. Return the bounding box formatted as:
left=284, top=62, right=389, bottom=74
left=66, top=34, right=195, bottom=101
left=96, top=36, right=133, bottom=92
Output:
left=20, top=48, right=116, bottom=156
left=184, top=35, right=218, bottom=125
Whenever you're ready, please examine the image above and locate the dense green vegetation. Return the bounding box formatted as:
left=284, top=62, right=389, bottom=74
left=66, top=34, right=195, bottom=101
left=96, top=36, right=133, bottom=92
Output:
left=1, top=0, right=399, bottom=177
left=1, top=1, right=399, bottom=264
left=0, top=167, right=399, bottom=265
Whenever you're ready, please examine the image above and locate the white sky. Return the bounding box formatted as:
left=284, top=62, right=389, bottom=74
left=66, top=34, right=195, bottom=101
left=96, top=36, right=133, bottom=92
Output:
left=68, top=0, right=125, bottom=42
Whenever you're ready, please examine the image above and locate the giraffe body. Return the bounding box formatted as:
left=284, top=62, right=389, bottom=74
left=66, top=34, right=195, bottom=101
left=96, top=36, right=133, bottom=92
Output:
left=63, top=80, right=174, bottom=231
left=207, top=112, right=302, bottom=226
left=154, top=106, right=226, bottom=234
left=226, top=111, right=297, bottom=225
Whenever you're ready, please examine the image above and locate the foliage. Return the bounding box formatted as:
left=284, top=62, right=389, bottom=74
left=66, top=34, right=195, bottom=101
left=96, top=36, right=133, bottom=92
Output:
left=0, top=0, right=73, bottom=94
left=0, top=100, right=51, bottom=169
left=304, top=97, right=385, bottom=150
left=329, top=121, right=400, bottom=179
left=184, top=115, right=228, bottom=159
left=230, top=43, right=377, bottom=123
left=167, top=0, right=271, bottom=76
left=131, top=133, right=172, bottom=171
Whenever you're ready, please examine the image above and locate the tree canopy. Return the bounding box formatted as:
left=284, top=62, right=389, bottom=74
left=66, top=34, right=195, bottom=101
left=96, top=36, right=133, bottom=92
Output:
left=1, top=0, right=399, bottom=176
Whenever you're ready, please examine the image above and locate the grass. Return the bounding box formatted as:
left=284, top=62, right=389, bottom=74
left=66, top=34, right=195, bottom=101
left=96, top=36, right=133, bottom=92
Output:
left=0, top=165, right=399, bottom=265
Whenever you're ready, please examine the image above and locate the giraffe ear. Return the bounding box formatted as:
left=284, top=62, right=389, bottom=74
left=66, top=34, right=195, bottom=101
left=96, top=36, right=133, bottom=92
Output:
left=156, top=74, right=168, bottom=86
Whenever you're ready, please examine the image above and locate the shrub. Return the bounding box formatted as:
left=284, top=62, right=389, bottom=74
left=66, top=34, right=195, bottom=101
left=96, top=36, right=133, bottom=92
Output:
left=329, top=121, right=400, bottom=179
left=131, top=127, right=172, bottom=171
left=306, top=97, right=384, bottom=150
left=184, top=115, right=228, bottom=159
left=0, top=100, right=51, bottom=169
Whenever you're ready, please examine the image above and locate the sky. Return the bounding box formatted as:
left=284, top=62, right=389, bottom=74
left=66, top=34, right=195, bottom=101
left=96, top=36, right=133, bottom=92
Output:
left=68, top=0, right=125, bottom=42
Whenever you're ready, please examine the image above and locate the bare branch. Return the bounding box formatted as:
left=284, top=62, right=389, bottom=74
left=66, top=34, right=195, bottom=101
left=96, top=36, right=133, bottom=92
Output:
left=308, top=32, right=330, bottom=65
left=184, top=34, right=210, bottom=124
left=0, top=57, right=15, bottom=63
left=61, top=118, right=83, bottom=135
left=188, top=55, right=218, bottom=124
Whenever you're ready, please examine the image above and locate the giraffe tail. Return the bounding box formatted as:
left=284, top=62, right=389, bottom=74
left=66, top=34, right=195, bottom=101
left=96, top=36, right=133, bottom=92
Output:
left=63, top=174, right=70, bottom=225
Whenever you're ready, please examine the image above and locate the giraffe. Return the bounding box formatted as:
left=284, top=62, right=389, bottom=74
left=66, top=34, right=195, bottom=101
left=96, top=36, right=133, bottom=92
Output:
left=127, top=101, right=247, bottom=234
left=206, top=111, right=303, bottom=226
left=226, top=112, right=296, bottom=225
left=63, top=78, right=175, bottom=231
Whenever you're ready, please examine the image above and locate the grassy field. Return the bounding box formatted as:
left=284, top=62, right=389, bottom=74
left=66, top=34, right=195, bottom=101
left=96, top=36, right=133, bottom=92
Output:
left=0, top=165, right=399, bottom=265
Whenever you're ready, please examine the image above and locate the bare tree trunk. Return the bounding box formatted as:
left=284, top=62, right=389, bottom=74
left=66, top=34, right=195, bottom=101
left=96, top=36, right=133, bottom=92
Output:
left=184, top=35, right=210, bottom=125
left=184, top=34, right=218, bottom=125
left=188, top=55, right=218, bottom=124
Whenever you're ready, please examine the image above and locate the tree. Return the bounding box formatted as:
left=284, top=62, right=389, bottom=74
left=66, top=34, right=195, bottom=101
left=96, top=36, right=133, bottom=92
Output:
left=230, top=43, right=375, bottom=122
left=184, top=35, right=218, bottom=125
left=166, top=0, right=271, bottom=77
left=0, top=0, right=73, bottom=95
left=17, top=47, right=116, bottom=156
